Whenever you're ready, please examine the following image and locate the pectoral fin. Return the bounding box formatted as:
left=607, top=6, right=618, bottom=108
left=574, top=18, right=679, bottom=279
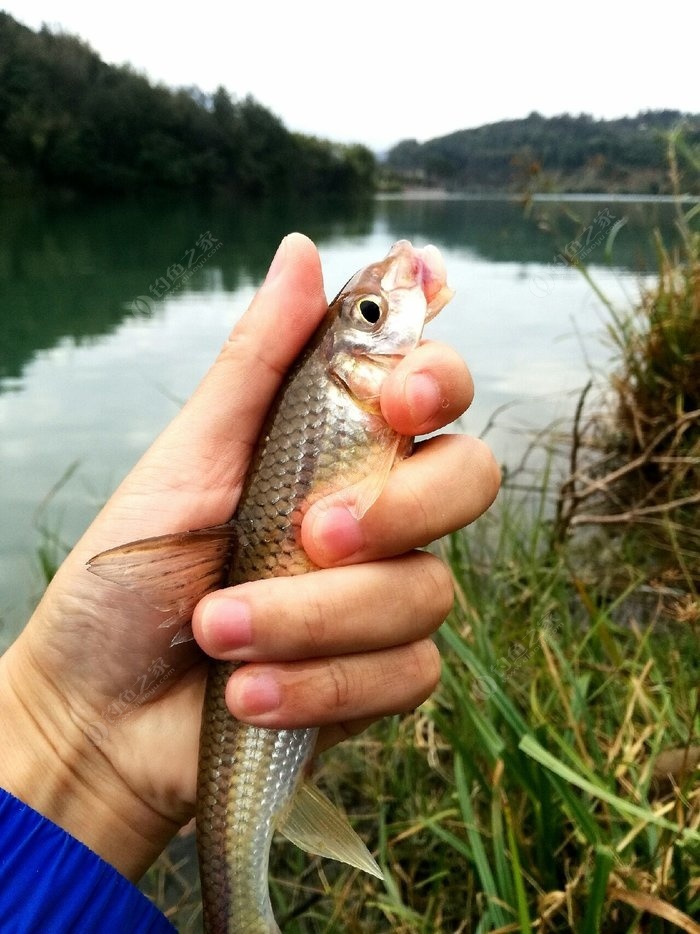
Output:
left=86, top=525, right=237, bottom=637
left=277, top=781, right=384, bottom=880
left=345, top=433, right=411, bottom=521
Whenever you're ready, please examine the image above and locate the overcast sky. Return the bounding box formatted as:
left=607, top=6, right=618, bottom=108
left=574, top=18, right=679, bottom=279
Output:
left=4, top=2, right=696, bottom=151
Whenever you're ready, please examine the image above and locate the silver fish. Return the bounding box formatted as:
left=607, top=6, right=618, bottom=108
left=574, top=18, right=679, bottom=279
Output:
left=89, top=240, right=453, bottom=932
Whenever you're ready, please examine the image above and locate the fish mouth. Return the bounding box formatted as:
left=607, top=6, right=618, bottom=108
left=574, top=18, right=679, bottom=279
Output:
left=381, top=241, right=453, bottom=321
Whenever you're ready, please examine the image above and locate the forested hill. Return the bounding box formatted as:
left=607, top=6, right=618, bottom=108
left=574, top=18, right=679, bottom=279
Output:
left=0, top=13, right=375, bottom=197
left=386, top=112, right=700, bottom=194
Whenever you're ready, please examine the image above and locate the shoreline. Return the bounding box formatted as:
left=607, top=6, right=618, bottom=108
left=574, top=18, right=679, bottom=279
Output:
left=376, top=188, right=700, bottom=204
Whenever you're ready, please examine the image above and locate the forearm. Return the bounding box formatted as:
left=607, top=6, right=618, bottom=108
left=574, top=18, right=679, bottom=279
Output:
left=0, top=636, right=176, bottom=881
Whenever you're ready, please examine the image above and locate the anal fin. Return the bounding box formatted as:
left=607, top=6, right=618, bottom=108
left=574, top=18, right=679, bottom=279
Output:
left=277, top=781, right=384, bottom=880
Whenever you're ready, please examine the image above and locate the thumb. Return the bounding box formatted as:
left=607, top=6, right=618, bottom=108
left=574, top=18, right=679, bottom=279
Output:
left=174, top=232, right=327, bottom=471
left=93, top=233, right=327, bottom=543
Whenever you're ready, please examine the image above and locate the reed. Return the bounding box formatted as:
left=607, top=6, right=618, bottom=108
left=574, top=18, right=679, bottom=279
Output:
left=555, top=130, right=700, bottom=594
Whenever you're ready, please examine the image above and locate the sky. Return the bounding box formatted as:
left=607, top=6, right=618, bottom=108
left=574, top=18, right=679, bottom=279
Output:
left=3, top=1, right=697, bottom=151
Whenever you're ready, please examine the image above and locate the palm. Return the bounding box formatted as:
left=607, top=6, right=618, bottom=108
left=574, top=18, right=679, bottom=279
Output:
left=29, top=458, right=238, bottom=822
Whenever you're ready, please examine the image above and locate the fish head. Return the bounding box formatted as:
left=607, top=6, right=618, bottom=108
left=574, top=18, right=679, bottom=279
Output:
left=326, top=240, right=454, bottom=413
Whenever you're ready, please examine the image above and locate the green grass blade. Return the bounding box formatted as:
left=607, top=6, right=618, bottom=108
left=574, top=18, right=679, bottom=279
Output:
left=519, top=735, right=699, bottom=841
left=503, top=799, right=534, bottom=934
left=491, top=793, right=515, bottom=909
left=580, top=846, right=615, bottom=934
left=454, top=754, right=510, bottom=927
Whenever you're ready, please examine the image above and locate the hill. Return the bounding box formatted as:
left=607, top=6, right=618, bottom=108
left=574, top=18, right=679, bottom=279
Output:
left=385, top=111, right=700, bottom=194
left=0, top=13, right=375, bottom=197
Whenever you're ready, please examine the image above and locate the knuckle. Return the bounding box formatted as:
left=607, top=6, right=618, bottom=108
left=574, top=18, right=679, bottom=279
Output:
left=218, top=329, right=286, bottom=383
left=325, top=660, right=354, bottom=711
left=416, top=554, right=455, bottom=625
left=296, top=580, right=327, bottom=654
left=396, top=640, right=442, bottom=710
left=402, top=475, right=433, bottom=544
left=416, top=639, right=442, bottom=695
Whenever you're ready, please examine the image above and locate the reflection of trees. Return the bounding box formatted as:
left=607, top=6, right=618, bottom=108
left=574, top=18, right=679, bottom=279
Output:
left=377, top=196, right=685, bottom=268
left=0, top=193, right=683, bottom=387
left=0, top=195, right=374, bottom=383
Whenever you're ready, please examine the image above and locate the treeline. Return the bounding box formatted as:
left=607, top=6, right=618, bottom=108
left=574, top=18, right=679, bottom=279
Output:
left=0, top=13, right=375, bottom=197
left=385, top=111, right=700, bottom=194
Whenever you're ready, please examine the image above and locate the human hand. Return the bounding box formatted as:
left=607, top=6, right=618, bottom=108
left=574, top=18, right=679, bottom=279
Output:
left=0, top=234, right=500, bottom=881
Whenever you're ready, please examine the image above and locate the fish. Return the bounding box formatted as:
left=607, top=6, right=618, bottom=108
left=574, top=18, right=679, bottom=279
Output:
left=88, top=240, right=454, bottom=932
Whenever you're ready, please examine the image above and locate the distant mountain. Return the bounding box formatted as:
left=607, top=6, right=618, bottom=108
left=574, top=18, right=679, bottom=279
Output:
left=0, top=13, right=375, bottom=197
left=385, top=111, right=700, bottom=194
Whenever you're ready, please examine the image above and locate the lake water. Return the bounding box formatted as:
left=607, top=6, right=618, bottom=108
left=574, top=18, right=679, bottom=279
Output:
left=0, top=193, right=684, bottom=646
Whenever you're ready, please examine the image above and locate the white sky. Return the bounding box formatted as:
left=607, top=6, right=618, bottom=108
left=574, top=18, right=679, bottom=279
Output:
left=3, top=1, right=696, bottom=151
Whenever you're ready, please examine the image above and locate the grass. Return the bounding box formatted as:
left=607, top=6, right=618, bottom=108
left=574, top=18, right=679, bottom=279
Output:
left=311, top=502, right=697, bottom=932
left=143, top=484, right=699, bottom=932
left=555, top=130, right=700, bottom=592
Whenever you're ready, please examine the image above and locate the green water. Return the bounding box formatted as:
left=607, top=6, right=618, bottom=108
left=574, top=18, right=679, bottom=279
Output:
left=0, top=192, right=683, bottom=645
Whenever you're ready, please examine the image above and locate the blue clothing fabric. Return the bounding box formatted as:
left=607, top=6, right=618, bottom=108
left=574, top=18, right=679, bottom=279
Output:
left=0, top=787, right=176, bottom=933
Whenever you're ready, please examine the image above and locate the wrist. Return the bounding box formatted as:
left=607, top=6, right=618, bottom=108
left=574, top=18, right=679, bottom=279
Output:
left=0, top=636, right=178, bottom=881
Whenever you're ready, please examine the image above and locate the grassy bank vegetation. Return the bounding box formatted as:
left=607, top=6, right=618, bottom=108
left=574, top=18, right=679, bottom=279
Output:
left=555, top=136, right=699, bottom=598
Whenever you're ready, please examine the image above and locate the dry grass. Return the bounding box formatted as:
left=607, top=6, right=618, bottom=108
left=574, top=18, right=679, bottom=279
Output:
left=556, top=133, right=700, bottom=595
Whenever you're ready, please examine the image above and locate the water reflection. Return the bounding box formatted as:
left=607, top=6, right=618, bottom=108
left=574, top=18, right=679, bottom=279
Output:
left=375, top=195, right=684, bottom=266
left=0, top=193, right=685, bottom=387
left=0, top=193, right=375, bottom=383
left=0, top=192, right=682, bottom=645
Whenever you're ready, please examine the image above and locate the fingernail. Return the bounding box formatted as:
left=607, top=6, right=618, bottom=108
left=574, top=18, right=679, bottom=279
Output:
left=309, top=504, right=365, bottom=563
left=201, top=598, right=253, bottom=652
left=231, top=671, right=282, bottom=716
left=264, top=235, right=289, bottom=285
left=404, top=372, right=442, bottom=426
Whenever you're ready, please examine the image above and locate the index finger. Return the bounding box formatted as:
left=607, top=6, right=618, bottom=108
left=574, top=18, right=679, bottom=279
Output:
left=380, top=340, right=474, bottom=437
left=302, top=434, right=501, bottom=567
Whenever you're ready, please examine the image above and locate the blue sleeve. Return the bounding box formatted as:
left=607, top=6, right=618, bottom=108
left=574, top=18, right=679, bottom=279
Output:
left=0, top=787, right=176, bottom=933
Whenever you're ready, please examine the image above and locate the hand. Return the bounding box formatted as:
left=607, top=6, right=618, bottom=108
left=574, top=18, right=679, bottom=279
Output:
left=0, top=234, right=500, bottom=882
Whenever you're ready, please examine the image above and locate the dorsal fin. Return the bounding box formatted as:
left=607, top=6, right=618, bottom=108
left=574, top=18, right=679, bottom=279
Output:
left=86, top=524, right=237, bottom=639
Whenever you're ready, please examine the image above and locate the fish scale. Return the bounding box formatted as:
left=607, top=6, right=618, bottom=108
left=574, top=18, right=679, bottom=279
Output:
left=198, top=654, right=315, bottom=932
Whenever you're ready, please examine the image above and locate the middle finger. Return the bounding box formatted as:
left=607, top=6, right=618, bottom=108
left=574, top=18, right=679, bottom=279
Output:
left=193, top=551, right=452, bottom=663
left=302, top=433, right=501, bottom=567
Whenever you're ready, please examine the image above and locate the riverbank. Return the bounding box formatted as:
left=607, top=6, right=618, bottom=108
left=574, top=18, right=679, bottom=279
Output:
left=141, top=477, right=699, bottom=930
left=377, top=187, right=700, bottom=203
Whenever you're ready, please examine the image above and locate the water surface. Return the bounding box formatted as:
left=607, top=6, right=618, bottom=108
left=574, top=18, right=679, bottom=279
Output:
left=0, top=193, right=680, bottom=645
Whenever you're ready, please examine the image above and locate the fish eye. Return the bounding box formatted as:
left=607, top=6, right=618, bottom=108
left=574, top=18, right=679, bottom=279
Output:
left=356, top=297, right=382, bottom=325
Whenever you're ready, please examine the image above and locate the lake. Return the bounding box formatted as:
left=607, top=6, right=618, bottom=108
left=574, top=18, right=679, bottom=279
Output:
left=0, top=193, right=685, bottom=647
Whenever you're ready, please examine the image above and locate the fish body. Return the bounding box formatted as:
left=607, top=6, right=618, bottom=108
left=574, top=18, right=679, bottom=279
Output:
left=197, top=315, right=394, bottom=931
left=89, top=240, right=453, bottom=932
